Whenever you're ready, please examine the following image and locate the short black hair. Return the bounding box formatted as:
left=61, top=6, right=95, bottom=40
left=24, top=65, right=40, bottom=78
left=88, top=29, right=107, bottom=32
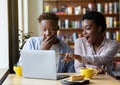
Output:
left=38, top=12, right=59, bottom=23
left=81, top=11, right=106, bottom=32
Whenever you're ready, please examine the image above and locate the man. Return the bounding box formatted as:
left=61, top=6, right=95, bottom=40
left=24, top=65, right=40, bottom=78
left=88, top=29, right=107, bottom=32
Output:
left=17, top=12, right=75, bottom=73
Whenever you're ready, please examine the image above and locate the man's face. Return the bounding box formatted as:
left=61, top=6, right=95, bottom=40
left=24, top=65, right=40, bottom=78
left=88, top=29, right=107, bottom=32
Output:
left=82, top=19, right=100, bottom=44
left=40, top=20, right=58, bottom=38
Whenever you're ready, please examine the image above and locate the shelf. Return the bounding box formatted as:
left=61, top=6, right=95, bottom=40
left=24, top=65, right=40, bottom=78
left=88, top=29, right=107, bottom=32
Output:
left=56, top=14, right=119, bottom=20
left=60, top=28, right=119, bottom=32
left=59, top=29, right=83, bottom=34
left=57, top=15, right=82, bottom=20
left=106, top=28, right=120, bottom=32
left=60, top=28, right=82, bottom=31
left=96, top=0, right=119, bottom=3
left=103, top=14, right=119, bottom=17
left=44, top=0, right=95, bottom=2
left=58, top=28, right=119, bottom=35
left=114, top=56, right=120, bottom=61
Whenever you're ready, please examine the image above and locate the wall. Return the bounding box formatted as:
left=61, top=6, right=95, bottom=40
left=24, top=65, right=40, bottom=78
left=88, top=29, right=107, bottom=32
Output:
left=0, top=0, right=9, bottom=68
left=18, top=0, right=43, bottom=53
left=28, top=0, right=43, bottom=36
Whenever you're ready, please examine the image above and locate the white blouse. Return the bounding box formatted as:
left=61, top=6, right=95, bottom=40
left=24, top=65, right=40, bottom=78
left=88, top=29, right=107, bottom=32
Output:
left=74, top=37, right=119, bottom=75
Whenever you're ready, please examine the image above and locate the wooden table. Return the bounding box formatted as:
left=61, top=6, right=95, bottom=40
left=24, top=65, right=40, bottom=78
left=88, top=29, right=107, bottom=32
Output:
left=2, top=73, right=120, bottom=85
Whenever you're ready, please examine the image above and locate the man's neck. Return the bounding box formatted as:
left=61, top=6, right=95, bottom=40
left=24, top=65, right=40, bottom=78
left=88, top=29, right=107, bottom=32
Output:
left=53, top=38, right=60, bottom=44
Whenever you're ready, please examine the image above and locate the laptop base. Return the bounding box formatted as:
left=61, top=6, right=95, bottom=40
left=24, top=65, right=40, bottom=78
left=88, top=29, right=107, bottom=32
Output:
left=112, top=71, right=120, bottom=79
left=57, top=75, right=70, bottom=80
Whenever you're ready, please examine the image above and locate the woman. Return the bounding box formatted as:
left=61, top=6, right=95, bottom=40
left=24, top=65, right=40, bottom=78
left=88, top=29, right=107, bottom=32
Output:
left=62, top=11, right=119, bottom=76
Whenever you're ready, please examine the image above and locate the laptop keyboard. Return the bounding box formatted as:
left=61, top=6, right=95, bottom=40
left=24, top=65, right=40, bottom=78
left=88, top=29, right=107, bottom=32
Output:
left=57, top=75, right=70, bottom=80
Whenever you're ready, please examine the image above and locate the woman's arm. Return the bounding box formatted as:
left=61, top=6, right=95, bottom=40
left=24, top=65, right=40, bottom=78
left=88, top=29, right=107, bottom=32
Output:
left=74, top=39, right=119, bottom=66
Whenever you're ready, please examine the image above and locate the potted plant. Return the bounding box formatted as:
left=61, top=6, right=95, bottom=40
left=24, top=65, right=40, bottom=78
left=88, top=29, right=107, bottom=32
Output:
left=13, top=30, right=33, bottom=75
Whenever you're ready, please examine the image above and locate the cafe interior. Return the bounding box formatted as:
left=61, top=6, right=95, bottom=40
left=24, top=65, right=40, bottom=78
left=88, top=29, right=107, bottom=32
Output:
left=0, top=0, right=120, bottom=85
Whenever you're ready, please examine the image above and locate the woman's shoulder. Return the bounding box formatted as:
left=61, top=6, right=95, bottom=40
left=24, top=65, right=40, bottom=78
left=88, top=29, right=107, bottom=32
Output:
left=75, top=37, right=87, bottom=43
left=105, top=38, right=119, bottom=47
left=106, top=38, right=118, bottom=44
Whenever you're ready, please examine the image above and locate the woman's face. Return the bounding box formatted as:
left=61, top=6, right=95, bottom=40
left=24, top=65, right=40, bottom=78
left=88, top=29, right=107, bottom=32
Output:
left=82, top=19, right=101, bottom=44
left=40, top=20, right=58, bottom=37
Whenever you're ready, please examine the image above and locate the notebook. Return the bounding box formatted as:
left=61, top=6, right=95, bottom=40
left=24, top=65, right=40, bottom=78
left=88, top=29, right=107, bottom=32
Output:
left=21, top=50, right=69, bottom=80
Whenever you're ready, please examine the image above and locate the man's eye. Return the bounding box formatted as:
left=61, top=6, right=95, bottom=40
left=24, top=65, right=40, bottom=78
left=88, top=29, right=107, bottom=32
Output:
left=51, top=27, right=55, bottom=30
left=86, top=27, right=90, bottom=30
left=41, top=29, right=46, bottom=31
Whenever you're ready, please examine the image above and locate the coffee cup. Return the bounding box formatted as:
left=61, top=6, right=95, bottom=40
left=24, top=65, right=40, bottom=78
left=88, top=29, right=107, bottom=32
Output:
left=80, top=68, right=97, bottom=79
left=13, top=66, right=22, bottom=76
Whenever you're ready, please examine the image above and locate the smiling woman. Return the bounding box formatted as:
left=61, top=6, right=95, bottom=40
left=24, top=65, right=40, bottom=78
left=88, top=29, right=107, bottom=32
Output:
left=73, top=11, right=119, bottom=76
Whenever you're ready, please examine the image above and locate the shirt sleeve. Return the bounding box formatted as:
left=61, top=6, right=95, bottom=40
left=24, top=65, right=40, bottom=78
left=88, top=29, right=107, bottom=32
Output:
left=22, top=38, right=35, bottom=50
left=75, top=39, right=119, bottom=67
left=59, top=40, right=74, bottom=53
left=74, top=39, right=86, bottom=72
left=81, top=41, right=119, bottom=66
left=17, top=38, right=33, bottom=66
left=17, top=37, right=41, bottom=66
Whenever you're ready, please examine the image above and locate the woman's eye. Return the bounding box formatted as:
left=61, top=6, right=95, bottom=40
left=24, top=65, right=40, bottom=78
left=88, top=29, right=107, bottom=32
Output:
left=86, top=27, right=91, bottom=33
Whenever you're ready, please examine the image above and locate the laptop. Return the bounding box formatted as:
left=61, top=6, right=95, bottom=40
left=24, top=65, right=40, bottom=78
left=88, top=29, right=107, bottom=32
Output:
left=21, top=50, right=69, bottom=80
left=112, top=71, right=120, bottom=79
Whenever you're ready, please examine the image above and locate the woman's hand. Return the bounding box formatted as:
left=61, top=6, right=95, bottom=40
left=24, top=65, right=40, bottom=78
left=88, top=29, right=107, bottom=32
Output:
left=60, top=53, right=82, bottom=62
left=96, top=66, right=106, bottom=74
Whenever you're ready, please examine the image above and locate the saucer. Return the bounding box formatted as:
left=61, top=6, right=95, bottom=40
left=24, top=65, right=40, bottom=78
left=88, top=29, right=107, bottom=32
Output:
left=60, top=79, right=90, bottom=85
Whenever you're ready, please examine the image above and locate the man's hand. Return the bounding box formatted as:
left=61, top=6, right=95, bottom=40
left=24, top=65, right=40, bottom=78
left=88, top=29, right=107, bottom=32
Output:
left=40, top=35, right=57, bottom=50
left=60, top=53, right=82, bottom=62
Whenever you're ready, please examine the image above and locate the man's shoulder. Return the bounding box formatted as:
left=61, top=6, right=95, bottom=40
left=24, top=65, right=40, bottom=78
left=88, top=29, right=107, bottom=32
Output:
left=58, top=39, right=71, bottom=48
left=58, top=39, right=73, bottom=52
left=28, top=36, right=42, bottom=40
left=58, top=39, right=68, bottom=46
left=26, top=36, right=43, bottom=43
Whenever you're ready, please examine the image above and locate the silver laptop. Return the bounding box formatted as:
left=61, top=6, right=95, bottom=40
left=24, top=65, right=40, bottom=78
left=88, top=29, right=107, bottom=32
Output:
left=21, top=50, right=69, bottom=80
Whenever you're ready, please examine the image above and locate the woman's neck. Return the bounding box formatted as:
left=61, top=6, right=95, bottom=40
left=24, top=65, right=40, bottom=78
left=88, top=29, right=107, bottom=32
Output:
left=93, top=35, right=104, bottom=53
left=94, top=35, right=104, bottom=47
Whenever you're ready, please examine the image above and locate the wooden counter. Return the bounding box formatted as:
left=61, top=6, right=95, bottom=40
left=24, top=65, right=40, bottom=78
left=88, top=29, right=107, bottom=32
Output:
left=2, top=73, right=120, bottom=85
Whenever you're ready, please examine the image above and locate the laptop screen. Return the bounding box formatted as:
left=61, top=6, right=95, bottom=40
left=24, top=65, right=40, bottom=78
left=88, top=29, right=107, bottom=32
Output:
left=21, top=50, right=58, bottom=79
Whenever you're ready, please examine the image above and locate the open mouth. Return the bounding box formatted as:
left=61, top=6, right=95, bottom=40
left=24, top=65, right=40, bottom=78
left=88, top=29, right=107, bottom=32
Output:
left=85, top=36, right=89, bottom=40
